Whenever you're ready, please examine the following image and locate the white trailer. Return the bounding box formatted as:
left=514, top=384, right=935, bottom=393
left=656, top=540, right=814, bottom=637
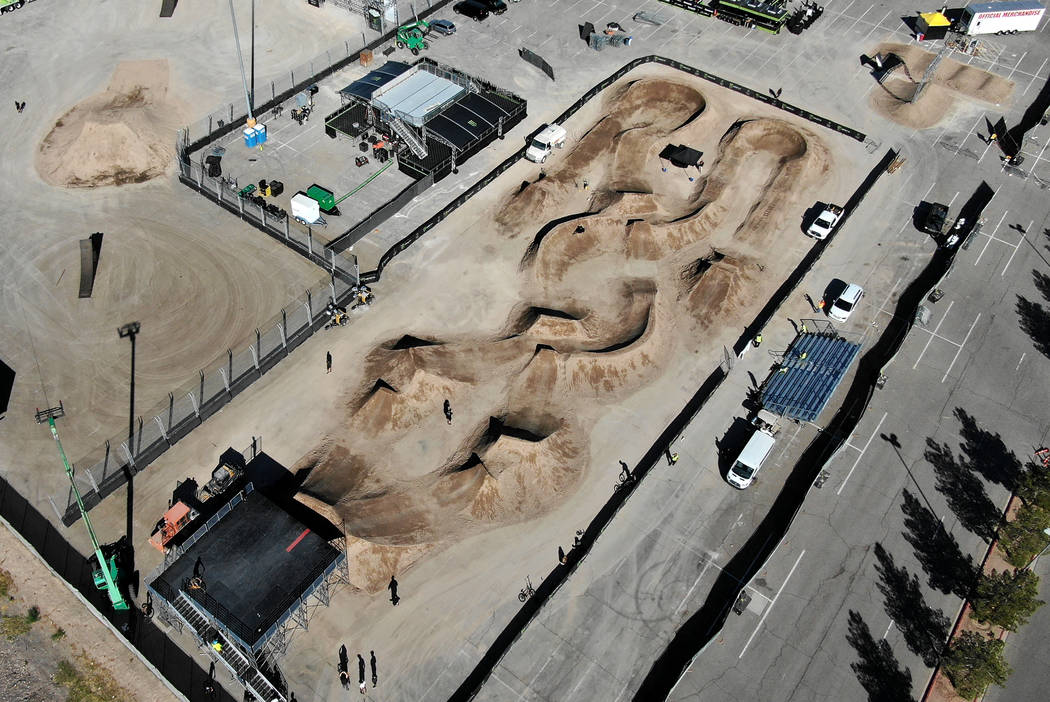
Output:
left=959, top=0, right=1045, bottom=35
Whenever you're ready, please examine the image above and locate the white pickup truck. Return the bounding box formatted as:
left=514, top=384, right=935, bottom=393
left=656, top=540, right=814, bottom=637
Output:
left=525, top=124, right=567, bottom=163
left=806, top=204, right=843, bottom=240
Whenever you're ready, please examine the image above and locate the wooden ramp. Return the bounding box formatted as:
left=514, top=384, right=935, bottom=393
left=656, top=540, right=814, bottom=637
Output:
left=78, top=232, right=103, bottom=299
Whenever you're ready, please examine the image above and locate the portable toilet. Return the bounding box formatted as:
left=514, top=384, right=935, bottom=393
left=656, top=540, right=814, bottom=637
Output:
left=254, top=123, right=268, bottom=144
left=243, top=127, right=258, bottom=147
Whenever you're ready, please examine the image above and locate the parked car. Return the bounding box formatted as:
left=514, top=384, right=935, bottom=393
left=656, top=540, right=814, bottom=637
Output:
left=453, top=0, right=489, bottom=20
left=920, top=202, right=949, bottom=235
left=827, top=283, right=864, bottom=323
left=476, top=0, right=508, bottom=14
left=806, top=204, right=843, bottom=239
left=430, top=19, right=456, bottom=35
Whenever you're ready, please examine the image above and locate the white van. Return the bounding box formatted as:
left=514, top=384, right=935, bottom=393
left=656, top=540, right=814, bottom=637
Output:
left=726, top=427, right=776, bottom=489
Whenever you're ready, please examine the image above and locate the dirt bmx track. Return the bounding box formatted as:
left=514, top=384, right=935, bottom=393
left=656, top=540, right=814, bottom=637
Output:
left=294, top=73, right=844, bottom=591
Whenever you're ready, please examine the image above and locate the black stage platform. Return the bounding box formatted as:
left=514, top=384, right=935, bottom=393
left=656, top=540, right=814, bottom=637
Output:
left=152, top=487, right=341, bottom=651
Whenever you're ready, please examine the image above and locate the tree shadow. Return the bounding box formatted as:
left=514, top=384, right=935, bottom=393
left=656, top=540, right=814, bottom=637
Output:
left=925, top=439, right=1001, bottom=542
left=954, top=408, right=1023, bottom=490
left=900, top=489, right=977, bottom=599
left=873, top=543, right=951, bottom=667
left=1015, top=270, right=1050, bottom=359
left=846, top=609, right=915, bottom=702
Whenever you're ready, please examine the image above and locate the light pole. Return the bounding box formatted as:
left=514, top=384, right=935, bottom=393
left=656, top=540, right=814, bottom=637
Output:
left=118, top=322, right=140, bottom=444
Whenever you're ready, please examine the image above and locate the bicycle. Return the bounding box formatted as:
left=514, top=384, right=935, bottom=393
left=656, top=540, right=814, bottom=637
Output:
left=518, top=575, right=535, bottom=602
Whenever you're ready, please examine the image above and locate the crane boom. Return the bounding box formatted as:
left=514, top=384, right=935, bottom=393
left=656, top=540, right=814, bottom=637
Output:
left=40, top=407, right=128, bottom=610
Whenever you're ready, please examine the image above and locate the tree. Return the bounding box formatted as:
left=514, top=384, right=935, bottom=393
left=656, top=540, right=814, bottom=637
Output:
left=971, top=568, right=1045, bottom=631
left=1016, top=463, right=1050, bottom=511
left=943, top=631, right=1012, bottom=699
left=999, top=503, right=1050, bottom=568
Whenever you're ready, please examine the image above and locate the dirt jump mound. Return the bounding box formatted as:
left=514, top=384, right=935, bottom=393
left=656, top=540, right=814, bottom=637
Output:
left=869, top=42, right=1014, bottom=129
left=36, top=59, right=189, bottom=187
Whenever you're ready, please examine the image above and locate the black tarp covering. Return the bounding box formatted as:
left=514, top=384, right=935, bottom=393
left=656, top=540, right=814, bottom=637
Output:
left=339, top=61, right=412, bottom=101
left=659, top=144, right=703, bottom=167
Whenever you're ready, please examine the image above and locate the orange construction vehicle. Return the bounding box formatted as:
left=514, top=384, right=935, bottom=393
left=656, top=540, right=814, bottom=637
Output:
left=148, top=501, right=199, bottom=553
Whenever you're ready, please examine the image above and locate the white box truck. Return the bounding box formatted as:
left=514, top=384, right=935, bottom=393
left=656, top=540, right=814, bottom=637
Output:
left=959, top=1, right=1045, bottom=35
left=525, top=124, right=567, bottom=164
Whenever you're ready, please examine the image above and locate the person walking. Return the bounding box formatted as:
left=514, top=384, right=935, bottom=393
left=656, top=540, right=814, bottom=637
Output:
left=338, top=644, right=350, bottom=690
left=753, top=333, right=762, bottom=348
left=666, top=449, right=679, bottom=466
left=326, top=351, right=332, bottom=374
left=358, top=654, right=367, bottom=694
left=388, top=575, right=400, bottom=606
left=370, top=651, right=378, bottom=688
left=443, top=399, right=453, bottom=425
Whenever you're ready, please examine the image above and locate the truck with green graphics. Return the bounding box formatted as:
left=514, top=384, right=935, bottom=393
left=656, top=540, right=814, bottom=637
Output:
left=0, top=0, right=35, bottom=15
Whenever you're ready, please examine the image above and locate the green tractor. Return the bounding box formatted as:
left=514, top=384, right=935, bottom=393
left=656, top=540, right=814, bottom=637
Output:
left=395, top=20, right=431, bottom=55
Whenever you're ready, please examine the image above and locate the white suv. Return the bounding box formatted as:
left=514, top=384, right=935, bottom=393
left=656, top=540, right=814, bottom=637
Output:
left=828, top=283, right=864, bottom=323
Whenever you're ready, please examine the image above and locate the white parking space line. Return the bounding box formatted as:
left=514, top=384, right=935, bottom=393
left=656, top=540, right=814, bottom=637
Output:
left=947, top=191, right=960, bottom=207
left=974, top=210, right=1008, bottom=266
left=862, top=9, right=893, bottom=40
left=566, top=661, right=596, bottom=700
left=1007, top=51, right=1028, bottom=80
left=836, top=412, right=888, bottom=496
left=739, top=550, right=805, bottom=658
left=942, top=314, right=981, bottom=383
left=1022, top=57, right=1048, bottom=93
left=912, top=300, right=955, bottom=369
left=876, top=277, right=903, bottom=317
left=673, top=559, right=714, bottom=619
left=1016, top=352, right=1027, bottom=371
left=1002, top=221, right=1032, bottom=277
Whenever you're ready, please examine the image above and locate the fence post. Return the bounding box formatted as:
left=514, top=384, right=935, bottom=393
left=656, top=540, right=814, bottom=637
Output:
left=284, top=215, right=290, bottom=239
left=189, top=391, right=200, bottom=420
left=249, top=345, right=260, bottom=373
left=136, top=416, right=143, bottom=456
left=327, top=50, right=332, bottom=69
left=155, top=416, right=170, bottom=446
left=48, top=495, right=64, bottom=522
left=227, top=349, right=233, bottom=385
left=101, top=439, right=111, bottom=479
left=229, top=103, right=234, bottom=123
left=84, top=465, right=99, bottom=493
left=308, top=229, right=314, bottom=256
left=271, top=81, right=275, bottom=100
left=278, top=320, right=287, bottom=350
left=120, top=441, right=135, bottom=468
left=238, top=194, right=244, bottom=216
left=199, top=370, right=205, bottom=405
left=219, top=368, right=231, bottom=396
left=291, top=69, right=295, bottom=86
left=260, top=201, right=266, bottom=226
left=168, top=392, right=174, bottom=432
left=217, top=181, right=223, bottom=203
left=305, top=290, right=313, bottom=322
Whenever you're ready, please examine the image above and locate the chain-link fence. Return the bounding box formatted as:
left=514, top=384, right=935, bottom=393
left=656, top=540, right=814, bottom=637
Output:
left=178, top=156, right=361, bottom=282
left=54, top=271, right=360, bottom=526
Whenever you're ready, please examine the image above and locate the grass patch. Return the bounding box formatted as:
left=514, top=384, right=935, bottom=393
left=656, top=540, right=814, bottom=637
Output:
left=0, top=568, right=13, bottom=599
left=54, top=654, right=133, bottom=702
left=0, top=613, right=34, bottom=639
left=51, top=627, right=66, bottom=641
left=26, top=605, right=40, bottom=623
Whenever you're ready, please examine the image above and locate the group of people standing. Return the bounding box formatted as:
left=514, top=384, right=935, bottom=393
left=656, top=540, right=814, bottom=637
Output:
left=338, top=645, right=378, bottom=694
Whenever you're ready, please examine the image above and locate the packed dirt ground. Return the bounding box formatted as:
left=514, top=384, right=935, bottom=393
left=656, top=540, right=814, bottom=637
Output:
left=293, top=73, right=838, bottom=592
left=0, top=522, right=175, bottom=702
left=868, top=41, right=1015, bottom=129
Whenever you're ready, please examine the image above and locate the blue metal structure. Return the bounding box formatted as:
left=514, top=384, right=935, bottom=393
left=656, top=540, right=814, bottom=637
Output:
left=761, top=333, right=861, bottom=422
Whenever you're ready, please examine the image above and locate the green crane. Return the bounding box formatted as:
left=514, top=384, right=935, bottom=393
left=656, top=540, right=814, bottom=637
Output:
left=36, top=403, right=129, bottom=611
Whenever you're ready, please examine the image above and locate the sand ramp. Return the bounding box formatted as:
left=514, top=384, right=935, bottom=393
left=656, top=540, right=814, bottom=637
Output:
left=36, top=60, right=190, bottom=188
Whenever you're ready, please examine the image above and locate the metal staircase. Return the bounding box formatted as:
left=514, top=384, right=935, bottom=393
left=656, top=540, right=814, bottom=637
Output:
left=390, top=117, right=428, bottom=158
left=172, top=592, right=286, bottom=702
left=912, top=44, right=949, bottom=103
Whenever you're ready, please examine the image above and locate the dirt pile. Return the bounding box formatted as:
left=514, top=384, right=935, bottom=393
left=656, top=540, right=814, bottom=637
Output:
left=869, top=42, right=1014, bottom=128
left=295, top=76, right=834, bottom=590
left=36, top=60, right=189, bottom=187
